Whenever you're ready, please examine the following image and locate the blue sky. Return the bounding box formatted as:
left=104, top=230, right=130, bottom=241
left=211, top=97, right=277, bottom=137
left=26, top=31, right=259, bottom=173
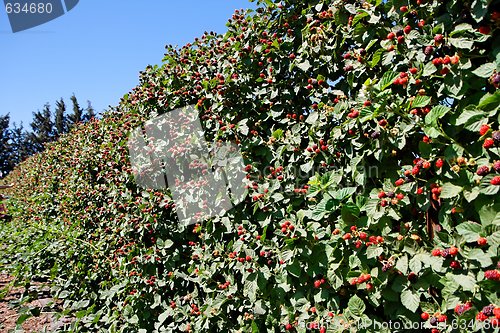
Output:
left=0, top=1, right=254, bottom=127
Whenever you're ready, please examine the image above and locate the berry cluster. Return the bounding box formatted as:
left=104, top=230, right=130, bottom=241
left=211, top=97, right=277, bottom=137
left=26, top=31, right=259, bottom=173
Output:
left=476, top=304, right=500, bottom=326
left=306, top=139, right=328, bottom=154
left=431, top=247, right=458, bottom=257
left=280, top=220, right=295, bottom=234
left=410, top=105, right=431, bottom=116
left=430, top=183, right=442, bottom=201
left=454, top=302, right=472, bottom=315
left=217, top=281, right=230, bottom=290
left=431, top=246, right=460, bottom=269
left=313, top=277, right=326, bottom=288
left=421, top=312, right=448, bottom=325
left=293, top=185, right=309, bottom=194
left=378, top=190, right=405, bottom=207
left=482, top=127, right=500, bottom=149
left=350, top=273, right=371, bottom=285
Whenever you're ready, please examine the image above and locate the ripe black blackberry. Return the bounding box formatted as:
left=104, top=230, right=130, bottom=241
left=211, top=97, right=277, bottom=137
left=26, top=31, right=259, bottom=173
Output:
left=492, top=131, right=500, bottom=145
left=482, top=304, right=495, bottom=316
left=476, top=165, right=490, bottom=176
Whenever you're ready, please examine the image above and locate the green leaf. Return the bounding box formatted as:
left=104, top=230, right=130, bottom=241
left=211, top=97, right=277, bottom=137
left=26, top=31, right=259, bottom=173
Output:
left=480, top=174, right=500, bottom=195
left=306, top=111, right=319, bottom=124
left=449, top=37, right=474, bottom=50
left=440, top=183, right=463, bottom=199
left=477, top=91, right=500, bottom=111
left=466, top=248, right=493, bottom=267
left=451, top=23, right=474, bottom=36
left=366, top=245, right=383, bottom=259
left=371, top=49, right=384, bottom=68
left=400, top=289, right=420, bottom=312
left=297, top=59, right=311, bottom=72
left=378, top=71, right=399, bottom=91
left=272, top=129, right=284, bottom=139
left=158, top=310, right=170, bottom=326
left=330, top=187, right=357, bottom=201
left=311, top=198, right=336, bottom=221
left=412, top=95, right=432, bottom=108
left=300, top=161, right=314, bottom=173
left=455, top=107, right=484, bottom=126
left=425, top=105, right=450, bottom=125
left=455, top=221, right=482, bottom=242
left=348, top=295, right=366, bottom=317
left=341, top=203, right=360, bottom=224
left=472, top=62, right=495, bottom=78
left=471, top=0, right=489, bottom=22
left=409, top=256, right=423, bottom=273
left=395, top=255, right=408, bottom=275
left=287, top=260, right=302, bottom=278
left=423, top=62, right=437, bottom=76
left=451, top=274, right=477, bottom=291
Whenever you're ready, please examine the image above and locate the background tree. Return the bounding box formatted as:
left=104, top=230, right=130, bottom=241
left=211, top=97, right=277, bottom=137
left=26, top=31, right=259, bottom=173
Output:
left=82, top=100, right=96, bottom=122
left=68, top=94, right=83, bottom=127
left=28, top=103, right=55, bottom=153
left=9, top=122, right=34, bottom=166
left=55, top=98, right=68, bottom=137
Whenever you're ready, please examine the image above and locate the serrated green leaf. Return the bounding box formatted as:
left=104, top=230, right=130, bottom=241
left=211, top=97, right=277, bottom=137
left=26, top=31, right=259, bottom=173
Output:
left=440, top=183, right=463, bottom=199
left=412, top=95, right=432, bottom=108
left=378, top=71, right=399, bottom=91
left=455, top=221, right=482, bottom=242
left=472, top=62, right=495, bottom=78
left=395, top=255, right=408, bottom=275
left=451, top=274, right=477, bottom=291
left=422, top=62, right=437, bottom=76
left=348, top=295, right=366, bottom=317
left=425, top=105, right=450, bottom=125
left=400, top=289, right=420, bottom=312
left=466, top=248, right=493, bottom=267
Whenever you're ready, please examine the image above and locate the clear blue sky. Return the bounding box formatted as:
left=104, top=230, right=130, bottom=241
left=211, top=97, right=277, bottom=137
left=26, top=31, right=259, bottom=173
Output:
left=0, top=1, right=254, bottom=127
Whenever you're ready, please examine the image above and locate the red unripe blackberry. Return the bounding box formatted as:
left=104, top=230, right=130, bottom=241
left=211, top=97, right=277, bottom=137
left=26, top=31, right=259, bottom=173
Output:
left=484, top=269, right=500, bottom=280
left=435, top=158, right=444, bottom=168
left=434, top=34, right=444, bottom=43
left=491, top=176, right=500, bottom=185
left=480, top=124, right=490, bottom=136
left=483, top=138, right=495, bottom=149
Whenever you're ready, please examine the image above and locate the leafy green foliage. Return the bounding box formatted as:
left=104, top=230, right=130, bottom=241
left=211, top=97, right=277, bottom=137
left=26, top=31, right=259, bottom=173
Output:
left=1, top=0, right=500, bottom=331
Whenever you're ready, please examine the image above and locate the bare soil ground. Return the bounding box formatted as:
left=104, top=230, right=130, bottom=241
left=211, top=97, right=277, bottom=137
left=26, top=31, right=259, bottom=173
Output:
left=0, top=273, right=72, bottom=333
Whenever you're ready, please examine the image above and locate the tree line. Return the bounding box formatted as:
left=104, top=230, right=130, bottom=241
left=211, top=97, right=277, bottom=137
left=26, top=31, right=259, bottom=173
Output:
left=0, top=95, right=96, bottom=178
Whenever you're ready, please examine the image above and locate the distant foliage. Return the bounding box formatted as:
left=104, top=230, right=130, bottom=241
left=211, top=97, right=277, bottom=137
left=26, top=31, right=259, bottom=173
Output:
left=2, top=0, right=500, bottom=332
left=0, top=95, right=96, bottom=177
